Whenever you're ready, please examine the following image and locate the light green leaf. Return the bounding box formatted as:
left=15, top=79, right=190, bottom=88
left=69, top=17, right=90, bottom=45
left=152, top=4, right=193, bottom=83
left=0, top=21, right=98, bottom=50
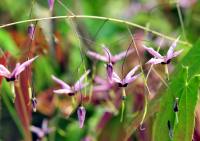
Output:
left=0, top=30, right=19, bottom=57
left=153, top=40, right=200, bottom=141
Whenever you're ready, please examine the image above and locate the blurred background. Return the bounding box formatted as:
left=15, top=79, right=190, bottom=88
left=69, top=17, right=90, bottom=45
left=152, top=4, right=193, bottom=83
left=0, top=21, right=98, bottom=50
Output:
left=0, top=0, right=200, bottom=141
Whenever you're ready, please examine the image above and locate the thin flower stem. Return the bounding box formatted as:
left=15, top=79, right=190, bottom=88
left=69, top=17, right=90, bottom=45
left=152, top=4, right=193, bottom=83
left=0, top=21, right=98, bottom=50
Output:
left=140, top=94, right=147, bottom=130
left=0, top=15, right=191, bottom=46
left=176, top=2, right=187, bottom=40
left=165, top=64, right=169, bottom=80
left=152, top=67, right=168, bottom=87
left=120, top=88, right=126, bottom=122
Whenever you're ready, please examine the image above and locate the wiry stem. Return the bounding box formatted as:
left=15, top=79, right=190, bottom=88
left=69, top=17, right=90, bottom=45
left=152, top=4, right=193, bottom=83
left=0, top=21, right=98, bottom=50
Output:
left=0, top=15, right=191, bottom=46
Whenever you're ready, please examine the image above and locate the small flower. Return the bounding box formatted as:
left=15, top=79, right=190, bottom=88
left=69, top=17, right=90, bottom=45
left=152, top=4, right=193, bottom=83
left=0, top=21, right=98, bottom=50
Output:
left=28, top=24, right=35, bottom=40
left=30, top=119, right=53, bottom=139
left=0, top=56, right=38, bottom=82
left=48, top=0, right=55, bottom=11
left=77, top=106, right=86, bottom=128
left=143, top=37, right=183, bottom=65
left=111, top=65, right=141, bottom=87
left=52, top=70, right=90, bottom=96
left=87, top=46, right=134, bottom=64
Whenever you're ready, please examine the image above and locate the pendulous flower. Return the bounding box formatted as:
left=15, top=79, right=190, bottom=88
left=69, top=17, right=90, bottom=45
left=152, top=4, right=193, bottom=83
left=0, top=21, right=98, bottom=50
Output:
left=111, top=64, right=141, bottom=87
left=28, top=24, right=35, bottom=40
left=143, top=37, right=183, bottom=65
left=87, top=45, right=134, bottom=65
left=77, top=106, right=86, bottom=128
left=0, top=56, right=38, bottom=82
left=48, top=0, right=55, bottom=11
left=52, top=70, right=90, bottom=96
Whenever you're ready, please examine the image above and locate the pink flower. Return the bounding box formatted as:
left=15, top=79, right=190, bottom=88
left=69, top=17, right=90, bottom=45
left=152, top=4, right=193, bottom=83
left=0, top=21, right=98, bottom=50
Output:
left=0, top=56, right=38, bottom=81
left=111, top=65, right=141, bottom=87
left=48, top=0, right=55, bottom=11
left=143, top=37, right=183, bottom=65
left=77, top=106, right=86, bottom=128
left=87, top=46, right=134, bottom=64
left=30, top=119, right=53, bottom=139
left=52, top=70, right=90, bottom=96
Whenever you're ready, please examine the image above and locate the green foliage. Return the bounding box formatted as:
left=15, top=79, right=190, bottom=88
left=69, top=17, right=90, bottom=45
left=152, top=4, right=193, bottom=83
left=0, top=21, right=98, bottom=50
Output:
left=0, top=30, right=19, bottom=57
left=153, top=40, right=200, bottom=141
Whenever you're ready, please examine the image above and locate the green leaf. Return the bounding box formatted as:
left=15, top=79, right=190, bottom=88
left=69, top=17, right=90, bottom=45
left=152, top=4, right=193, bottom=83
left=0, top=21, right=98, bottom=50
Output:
left=153, top=40, right=200, bottom=141
left=0, top=30, right=19, bottom=57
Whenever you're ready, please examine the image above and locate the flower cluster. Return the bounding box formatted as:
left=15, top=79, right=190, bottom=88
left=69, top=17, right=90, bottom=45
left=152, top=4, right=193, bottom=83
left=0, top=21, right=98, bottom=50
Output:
left=0, top=36, right=182, bottom=136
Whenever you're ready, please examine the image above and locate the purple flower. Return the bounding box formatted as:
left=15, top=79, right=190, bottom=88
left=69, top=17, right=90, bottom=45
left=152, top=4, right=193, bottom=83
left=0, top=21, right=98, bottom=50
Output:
left=111, top=65, right=141, bottom=87
left=143, top=37, right=183, bottom=65
left=48, top=0, right=55, bottom=11
left=77, top=106, right=86, bottom=128
left=28, top=24, right=35, bottom=40
left=30, top=119, right=53, bottom=139
left=0, top=56, right=38, bottom=81
left=52, top=70, right=90, bottom=96
left=87, top=46, right=134, bottom=64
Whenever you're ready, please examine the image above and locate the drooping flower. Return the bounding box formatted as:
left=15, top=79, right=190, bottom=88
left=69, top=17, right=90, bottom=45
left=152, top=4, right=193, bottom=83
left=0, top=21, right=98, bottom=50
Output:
left=28, top=24, right=35, bottom=40
left=111, top=65, right=141, bottom=87
left=143, top=37, right=183, bottom=65
left=87, top=46, right=134, bottom=65
left=77, top=106, right=86, bottom=128
left=0, top=56, right=38, bottom=81
left=48, top=0, right=55, bottom=11
left=30, top=119, right=53, bottom=139
left=52, top=70, right=90, bottom=96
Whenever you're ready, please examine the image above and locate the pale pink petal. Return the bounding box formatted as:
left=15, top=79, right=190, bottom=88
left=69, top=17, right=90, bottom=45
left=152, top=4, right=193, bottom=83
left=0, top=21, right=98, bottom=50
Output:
left=87, top=51, right=107, bottom=62
left=94, top=76, right=107, bottom=84
left=77, top=106, right=86, bottom=128
left=111, top=71, right=122, bottom=84
left=41, top=119, right=48, bottom=132
left=12, top=56, right=38, bottom=77
left=124, top=73, right=141, bottom=84
left=146, top=58, right=164, bottom=65
left=0, top=64, right=11, bottom=77
left=52, top=75, right=71, bottom=90
left=74, top=82, right=89, bottom=92
left=93, top=84, right=110, bottom=92
left=172, top=49, right=183, bottom=58
left=30, top=126, right=44, bottom=138
left=143, top=45, right=163, bottom=58
left=124, top=65, right=140, bottom=81
left=53, top=89, right=73, bottom=94
left=113, top=49, right=134, bottom=62
left=166, top=37, right=180, bottom=60
left=74, top=70, right=90, bottom=91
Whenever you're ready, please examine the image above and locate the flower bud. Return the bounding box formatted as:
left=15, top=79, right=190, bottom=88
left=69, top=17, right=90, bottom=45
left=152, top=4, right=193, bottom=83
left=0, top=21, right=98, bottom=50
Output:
left=77, top=106, right=86, bottom=128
